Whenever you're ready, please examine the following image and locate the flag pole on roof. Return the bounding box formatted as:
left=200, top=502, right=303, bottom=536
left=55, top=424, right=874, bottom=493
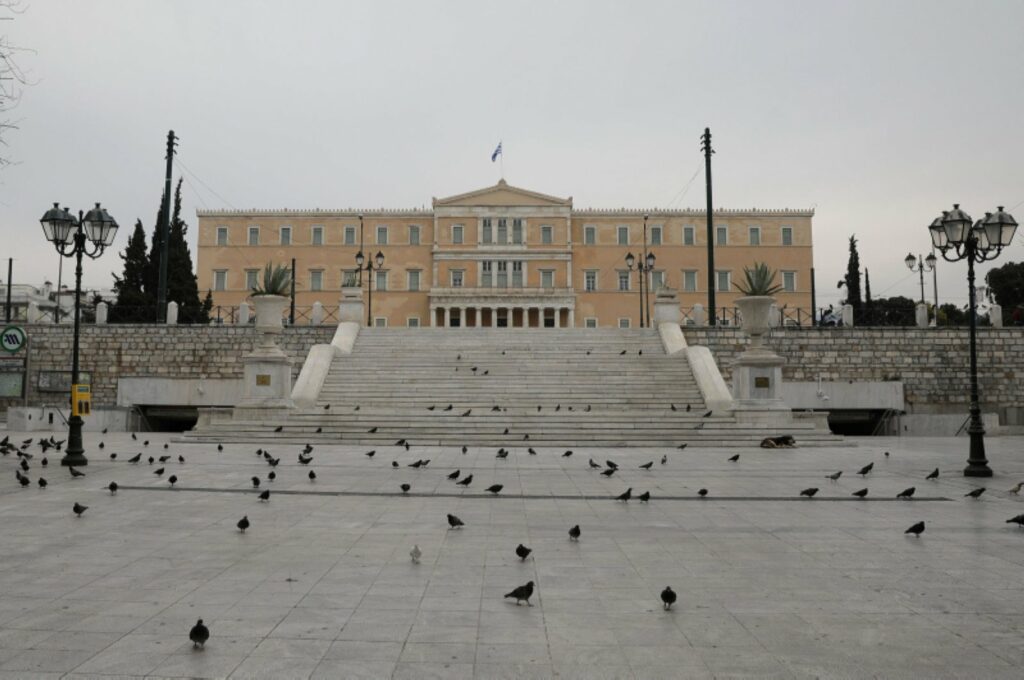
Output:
left=491, top=141, right=503, bottom=179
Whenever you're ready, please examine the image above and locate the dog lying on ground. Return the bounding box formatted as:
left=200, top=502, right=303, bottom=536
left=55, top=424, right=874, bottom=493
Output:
left=760, top=435, right=797, bottom=448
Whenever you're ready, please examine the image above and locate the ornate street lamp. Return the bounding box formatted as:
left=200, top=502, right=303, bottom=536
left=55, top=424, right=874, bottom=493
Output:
left=355, top=249, right=385, bottom=326
left=929, top=204, right=1018, bottom=477
left=39, top=202, right=119, bottom=467
left=904, top=251, right=935, bottom=310
left=624, top=248, right=656, bottom=328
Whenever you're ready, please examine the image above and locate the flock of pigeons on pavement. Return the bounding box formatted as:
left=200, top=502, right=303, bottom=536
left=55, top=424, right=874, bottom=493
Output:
left=3, top=424, right=1024, bottom=653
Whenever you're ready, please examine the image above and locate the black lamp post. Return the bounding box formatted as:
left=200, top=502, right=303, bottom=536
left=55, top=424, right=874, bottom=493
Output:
left=904, top=251, right=936, bottom=309
left=625, top=249, right=656, bottom=328
left=929, top=204, right=1018, bottom=477
left=355, top=249, right=385, bottom=326
left=39, top=202, right=119, bottom=467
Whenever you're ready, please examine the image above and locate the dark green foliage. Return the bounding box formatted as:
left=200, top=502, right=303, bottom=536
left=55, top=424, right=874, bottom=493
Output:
left=862, top=296, right=915, bottom=326
left=864, top=268, right=872, bottom=309
left=166, top=179, right=206, bottom=324
left=843, top=235, right=862, bottom=311
left=985, top=261, right=1024, bottom=326
left=110, top=219, right=155, bottom=322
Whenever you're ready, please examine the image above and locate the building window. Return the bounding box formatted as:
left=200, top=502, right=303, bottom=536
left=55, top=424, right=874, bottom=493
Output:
left=584, top=225, right=596, bottom=245
left=481, top=261, right=492, bottom=287
left=748, top=226, right=760, bottom=246
left=497, top=218, right=508, bottom=244
left=376, top=226, right=388, bottom=245
left=617, top=225, right=629, bottom=245
left=716, top=226, right=728, bottom=245
left=540, top=270, right=554, bottom=289
left=408, top=225, right=420, bottom=245
left=541, top=225, right=553, bottom=244
left=407, top=270, right=421, bottom=292
left=618, top=271, right=630, bottom=291
left=374, top=317, right=387, bottom=328
left=280, top=226, right=292, bottom=246
left=244, top=270, right=258, bottom=291
left=584, top=270, right=598, bottom=292
left=248, top=227, right=259, bottom=246
left=782, top=271, right=796, bottom=292
left=497, top=261, right=508, bottom=288
left=716, top=270, right=731, bottom=292
left=512, top=261, right=523, bottom=287
left=214, top=270, right=227, bottom=291
left=407, top=317, right=420, bottom=327
left=452, top=224, right=464, bottom=244
left=451, top=270, right=464, bottom=288
left=344, top=226, right=356, bottom=245
left=216, top=226, right=228, bottom=246
left=375, top=270, right=387, bottom=291
left=682, top=270, right=698, bottom=292
left=651, top=271, right=665, bottom=291
left=683, top=226, right=695, bottom=246
left=512, top=219, right=523, bottom=244
left=618, top=318, right=630, bottom=329
left=341, top=270, right=358, bottom=287
left=482, top=218, right=493, bottom=244
left=650, top=225, right=662, bottom=246
left=310, top=270, right=323, bottom=292
left=311, top=226, right=324, bottom=246
left=782, top=226, right=793, bottom=246
left=585, top=317, right=598, bottom=328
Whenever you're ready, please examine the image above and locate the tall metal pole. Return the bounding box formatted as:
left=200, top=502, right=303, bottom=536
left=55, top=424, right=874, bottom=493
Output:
left=63, top=216, right=87, bottom=467
left=642, top=215, right=650, bottom=328
left=810, top=266, right=817, bottom=327
left=156, top=130, right=177, bottom=322
left=366, top=263, right=373, bottom=327
left=931, top=248, right=940, bottom=326
left=964, top=240, right=990, bottom=476
left=289, top=257, right=296, bottom=325
left=358, top=215, right=364, bottom=287
left=701, top=128, right=716, bottom=326
left=55, top=251, right=63, bottom=324
left=917, top=254, right=926, bottom=305
left=5, top=257, right=12, bottom=323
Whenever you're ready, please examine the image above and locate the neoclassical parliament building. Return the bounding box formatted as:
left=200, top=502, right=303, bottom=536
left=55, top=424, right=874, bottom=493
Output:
left=196, top=180, right=814, bottom=328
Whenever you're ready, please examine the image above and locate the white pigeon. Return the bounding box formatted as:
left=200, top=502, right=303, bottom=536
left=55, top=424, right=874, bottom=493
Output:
left=1010, top=482, right=1024, bottom=495
left=410, top=544, right=422, bottom=564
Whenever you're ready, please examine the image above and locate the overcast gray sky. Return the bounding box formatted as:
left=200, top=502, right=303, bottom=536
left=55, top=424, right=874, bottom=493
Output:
left=3, top=0, right=1023, bottom=309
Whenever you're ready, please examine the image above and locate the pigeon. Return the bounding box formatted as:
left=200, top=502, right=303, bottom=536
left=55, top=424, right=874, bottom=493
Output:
left=588, top=459, right=601, bottom=469
left=639, top=462, right=653, bottom=470
left=851, top=488, right=868, bottom=498
left=698, top=488, right=708, bottom=497
left=965, top=487, right=986, bottom=499
left=462, top=446, right=468, bottom=454
left=456, top=474, right=473, bottom=487
left=496, top=450, right=509, bottom=459
left=267, top=457, right=280, bottom=467
left=258, top=489, right=270, bottom=502
left=73, top=502, right=88, bottom=517
left=101, top=428, right=108, bottom=434
left=827, top=471, right=842, bottom=482
left=601, top=468, right=616, bottom=477
left=528, top=447, right=536, bottom=454
left=619, top=350, right=626, bottom=355
left=315, top=428, right=322, bottom=434
left=400, top=484, right=411, bottom=494
left=143, top=440, right=149, bottom=447
left=447, top=513, right=465, bottom=529
left=302, top=444, right=314, bottom=454
left=308, top=470, right=317, bottom=481
left=584, top=405, right=592, bottom=412
left=20, top=458, right=28, bottom=471
left=131, top=433, right=137, bottom=440
left=410, top=544, right=422, bottom=563
left=37, top=477, right=47, bottom=488
left=396, top=439, right=406, bottom=446
left=188, top=619, right=209, bottom=649
left=486, top=484, right=504, bottom=495
left=41, top=457, right=47, bottom=467
left=168, top=475, right=177, bottom=487
left=638, top=491, right=651, bottom=502
left=164, top=443, right=169, bottom=449
left=252, top=476, right=261, bottom=488
left=616, top=488, right=632, bottom=502
left=857, top=463, right=874, bottom=476
left=108, top=481, right=118, bottom=494
left=148, top=456, right=154, bottom=464
left=444, top=404, right=453, bottom=411
left=99, top=442, right=105, bottom=450
left=905, top=521, right=925, bottom=537
left=17, top=474, right=28, bottom=487
left=427, top=405, right=436, bottom=411
left=884, top=451, right=890, bottom=457
left=409, top=460, right=425, bottom=468
left=1005, top=514, right=1024, bottom=527
left=298, top=454, right=313, bottom=465
left=217, top=444, right=223, bottom=452
left=504, top=581, right=534, bottom=605
left=686, top=404, right=692, bottom=412
left=800, top=487, right=819, bottom=498
left=447, top=470, right=460, bottom=480
left=1009, top=482, right=1024, bottom=495
left=926, top=468, right=939, bottom=481
left=354, top=406, right=360, bottom=411
left=273, top=426, right=283, bottom=433
left=69, top=466, right=85, bottom=478
left=503, top=428, right=509, bottom=435
left=702, top=410, right=713, bottom=418
left=661, top=455, right=667, bottom=465
left=178, top=455, right=185, bottom=464
left=677, top=444, right=688, bottom=450
left=568, top=525, right=581, bottom=541
left=492, top=406, right=501, bottom=412
left=268, top=471, right=276, bottom=481
left=727, top=454, right=740, bottom=462
left=515, top=544, right=532, bottom=561
left=897, top=487, right=916, bottom=499
left=155, top=468, right=167, bottom=478
left=606, top=460, right=619, bottom=469
left=555, top=405, right=561, bottom=412
left=237, top=515, right=250, bottom=532
left=368, top=427, right=378, bottom=433
left=391, top=461, right=399, bottom=468
left=159, top=455, right=171, bottom=463
left=671, top=404, right=677, bottom=411
left=661, top=586, right=677, bottom=610
left=638, top=350, right=642, bottom=356
left=461, top=409, right=472, bottom=417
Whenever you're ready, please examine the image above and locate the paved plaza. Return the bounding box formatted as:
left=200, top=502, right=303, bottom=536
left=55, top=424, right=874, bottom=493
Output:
left=0, top=432, right=1022, bottom=679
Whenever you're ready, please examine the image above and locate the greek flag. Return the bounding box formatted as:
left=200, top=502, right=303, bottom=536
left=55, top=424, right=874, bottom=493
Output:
left=491, top=142, right=502, bottom=162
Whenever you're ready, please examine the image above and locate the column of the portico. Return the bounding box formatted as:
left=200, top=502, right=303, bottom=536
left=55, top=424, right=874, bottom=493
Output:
left=568, top=308, right=575, bottom=328
left=554, top=308, right=561, bottom=328
left=443, top=307, right=450, bottom=328
left=430, top=305, right=435, bottom=327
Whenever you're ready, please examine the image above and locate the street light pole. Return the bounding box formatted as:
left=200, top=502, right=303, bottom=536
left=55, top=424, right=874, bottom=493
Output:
left=39, top=202, right=119, bottom=467
left=929, top=204, right=1018, bottom=477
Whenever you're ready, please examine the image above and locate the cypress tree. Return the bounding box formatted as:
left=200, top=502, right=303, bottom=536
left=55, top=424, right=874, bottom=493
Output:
left=844, top=235, right=863, bottom=312
left=110, top=219, right=154, bottom=322
left=166, top=179, right=205, bottom=323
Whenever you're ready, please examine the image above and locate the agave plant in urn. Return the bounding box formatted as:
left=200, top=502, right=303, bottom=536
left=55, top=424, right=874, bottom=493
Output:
left=734, top=262, right=782, bottom=354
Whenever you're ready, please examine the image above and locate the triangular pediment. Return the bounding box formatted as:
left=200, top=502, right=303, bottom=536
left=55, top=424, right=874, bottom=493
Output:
left=433, top=180, right=571, bottom=208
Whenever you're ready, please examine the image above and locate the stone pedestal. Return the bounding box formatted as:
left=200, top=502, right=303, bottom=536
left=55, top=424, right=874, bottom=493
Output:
left=237, top=302, right=250, bottom=325
left=732, top=295, right=793, bottom=421
left=235, top=295, right=294, bottom=419
left=990, top=304, right=1003, bottom=328
left=339, top=287, right=364, bottom=324
left=691, top=303, right=705, bottom=327
left=915, top=302, right=928, bottom=328
left=841, top=304, right=854, bottom=327
left=166, top=301, right=178, bottom=325
left=95, top=301, right=108, bottom=325
left=653, top=288, right=682, bottom=325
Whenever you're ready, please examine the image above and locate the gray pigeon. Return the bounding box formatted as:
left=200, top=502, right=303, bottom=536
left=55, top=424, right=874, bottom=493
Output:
left=189, top=619, right=209, bottom=648
left=661, top=586, right=677, bottom=610
left=447, top=513, right=465, bottom=529
left=504, top=581, right=534, bottom=605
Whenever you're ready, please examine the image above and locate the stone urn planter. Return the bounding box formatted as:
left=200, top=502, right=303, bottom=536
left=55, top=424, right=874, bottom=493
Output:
left=735, top=295, right=775, bottom=353
left=252, top=294, right=289, bottom=351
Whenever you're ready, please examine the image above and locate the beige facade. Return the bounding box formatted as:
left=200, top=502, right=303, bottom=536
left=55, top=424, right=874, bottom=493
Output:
left=196, top=180, right=815, bottom=327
